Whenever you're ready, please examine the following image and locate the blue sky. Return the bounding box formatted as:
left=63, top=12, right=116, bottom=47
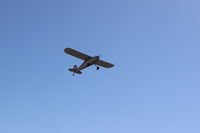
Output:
left=0, top=0, right=200, bottom=133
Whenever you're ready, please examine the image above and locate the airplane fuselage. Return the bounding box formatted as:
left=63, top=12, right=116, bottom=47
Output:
left=69, top=56, right=100, bottom=75
left=78, top=56, right=99, bottom=70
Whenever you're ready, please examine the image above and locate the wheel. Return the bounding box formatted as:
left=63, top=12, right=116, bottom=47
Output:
left=96, top=67, right=100, bottom=70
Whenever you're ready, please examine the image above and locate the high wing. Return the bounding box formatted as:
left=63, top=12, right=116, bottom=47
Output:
left=96, top=60, right=114, bottom=68
left=64, top=48, right=91, bottom=60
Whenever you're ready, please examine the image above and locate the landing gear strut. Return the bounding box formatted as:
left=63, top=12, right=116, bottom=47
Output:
left=95, top=64, right=100, bottom=70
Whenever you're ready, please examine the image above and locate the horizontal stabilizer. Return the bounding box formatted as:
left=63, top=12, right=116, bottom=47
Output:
left=68, top=68, right=82, bottom=74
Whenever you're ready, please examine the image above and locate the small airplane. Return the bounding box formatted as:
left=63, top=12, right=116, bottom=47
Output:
left=64, top=48, right=114, bottom=76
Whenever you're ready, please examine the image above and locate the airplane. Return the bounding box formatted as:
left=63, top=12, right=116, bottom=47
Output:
left=64, top=48, right=114, bottom=76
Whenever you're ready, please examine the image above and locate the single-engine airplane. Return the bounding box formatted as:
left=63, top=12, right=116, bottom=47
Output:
left=64, top=48, right=114, bottom=76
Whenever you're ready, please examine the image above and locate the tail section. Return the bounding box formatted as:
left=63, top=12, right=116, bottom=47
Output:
left=68, top=68, right=82, bottom=74
left=68, top=65, right=82, bottom=74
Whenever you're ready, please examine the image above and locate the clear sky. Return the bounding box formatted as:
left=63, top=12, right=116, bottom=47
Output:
left=0, top=0, right=200, bottom=133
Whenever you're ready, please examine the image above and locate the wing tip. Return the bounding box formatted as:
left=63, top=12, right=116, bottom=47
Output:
left=108, top=64, right=114, bottom=68
left=64, top=48, right=72, bottom=54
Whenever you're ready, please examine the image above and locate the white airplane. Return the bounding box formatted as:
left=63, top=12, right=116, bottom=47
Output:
left=64, top=48, right=114, bottom=76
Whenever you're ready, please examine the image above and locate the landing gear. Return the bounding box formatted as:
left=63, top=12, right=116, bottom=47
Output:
left=95, top=64, right=100, bottom=70
left=73, top=73, right=75, bottom=76
left=96, top=66, right=100, bottom=70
